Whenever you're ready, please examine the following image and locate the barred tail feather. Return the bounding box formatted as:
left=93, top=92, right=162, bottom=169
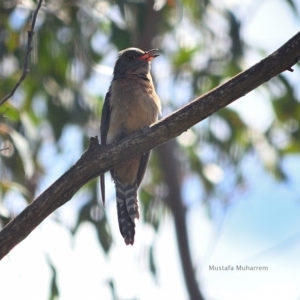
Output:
left=116, top=180, right=139, bottom=245
left=124, top=184, right=139, bottom=221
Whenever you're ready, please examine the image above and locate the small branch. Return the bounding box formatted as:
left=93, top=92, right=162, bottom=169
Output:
left=0, top=0, right=44, bottom=106
left=0, top=31, right=300, bottom=260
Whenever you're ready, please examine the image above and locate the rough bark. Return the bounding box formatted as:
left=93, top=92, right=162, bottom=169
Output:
left=0, top=30, right=300, bottom=261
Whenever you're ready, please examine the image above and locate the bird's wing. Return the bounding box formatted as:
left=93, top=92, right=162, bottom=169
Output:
left=137, top=151, right=151, bottom=188
left=100, top=90, right=111, bottom=206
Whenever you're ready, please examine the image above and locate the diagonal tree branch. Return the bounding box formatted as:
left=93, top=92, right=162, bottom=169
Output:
left=0, top=31, right=300, bottom=260
left=0, top=0, right=44, bottom=106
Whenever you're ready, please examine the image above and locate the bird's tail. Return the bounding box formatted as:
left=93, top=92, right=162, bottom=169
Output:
left=115, top=180, right=139, bottom=245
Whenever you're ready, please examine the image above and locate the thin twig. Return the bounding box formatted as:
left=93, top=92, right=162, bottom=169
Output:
left=0, top=0, right=44, bottom=107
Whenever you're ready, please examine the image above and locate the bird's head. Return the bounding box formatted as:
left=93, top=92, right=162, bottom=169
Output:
left=113, top=48, right=158, bottom=79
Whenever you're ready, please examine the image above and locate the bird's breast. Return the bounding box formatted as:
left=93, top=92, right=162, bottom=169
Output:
left=107, top=77, right=160, bottom=144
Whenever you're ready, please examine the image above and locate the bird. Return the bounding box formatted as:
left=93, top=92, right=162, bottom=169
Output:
left=100, top=47, right=161, bottom=245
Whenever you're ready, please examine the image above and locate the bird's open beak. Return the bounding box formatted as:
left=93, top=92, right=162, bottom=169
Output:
left=139, top=49, right=159, bottom=62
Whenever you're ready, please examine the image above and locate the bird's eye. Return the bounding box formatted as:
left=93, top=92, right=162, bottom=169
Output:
left=127, top=55, right=135, bottom=61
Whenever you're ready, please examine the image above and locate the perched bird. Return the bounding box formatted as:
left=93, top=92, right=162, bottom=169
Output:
left=100, top=48, right=161, bottom=245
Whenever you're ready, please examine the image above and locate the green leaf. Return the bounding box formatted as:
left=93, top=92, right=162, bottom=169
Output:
left=0, top=180, right=33, bottom=201
left=74, top=187, right=112, bottom=254
left=149, top=245, right=157, bottom=280
left=0, top=123, right=34, bottom=178
left=46, top=256, right=59, bottom=300
left=172, top=47, right=198, bottom=67
left=0, top=102, right=20, bottom=123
